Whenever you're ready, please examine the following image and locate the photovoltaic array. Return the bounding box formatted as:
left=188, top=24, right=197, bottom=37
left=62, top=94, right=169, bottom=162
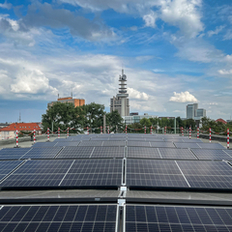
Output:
left=0, top=133, right=231, bottom=232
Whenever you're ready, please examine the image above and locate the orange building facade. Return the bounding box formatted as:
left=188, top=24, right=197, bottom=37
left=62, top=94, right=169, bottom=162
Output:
left=48, top=97, right=85, bottom=108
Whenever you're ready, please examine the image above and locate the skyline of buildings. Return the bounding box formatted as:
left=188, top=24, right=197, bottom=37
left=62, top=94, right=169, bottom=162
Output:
left=186, top=103, right=206, bottom=120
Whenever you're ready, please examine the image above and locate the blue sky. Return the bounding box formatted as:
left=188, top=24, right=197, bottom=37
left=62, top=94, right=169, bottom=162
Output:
left=0, top=0, right=232, bottom=122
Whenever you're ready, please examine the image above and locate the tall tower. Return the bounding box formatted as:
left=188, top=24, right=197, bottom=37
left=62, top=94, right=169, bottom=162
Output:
left=110, top=70, right=130, bottom=116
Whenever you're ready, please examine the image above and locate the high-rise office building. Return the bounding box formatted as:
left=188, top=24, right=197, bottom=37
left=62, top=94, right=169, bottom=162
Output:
left=186, top=103, right=198, bottom=119
left=110, top=70, right=130, bottom=117
left=186, top=103, right=206, bottom=120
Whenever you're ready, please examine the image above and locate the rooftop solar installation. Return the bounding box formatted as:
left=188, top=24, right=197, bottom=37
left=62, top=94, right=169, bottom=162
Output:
left=126, top=159, right=189, bottom=188
left=126, top=204, right=232, bottom=232
left=198, top=142, right=225, bottom=149
left=79, top=141, right=103, bottom=147
left=91, top=147, right=124, bottom=158
left=177, top=160, right=232, bottom=189
left=0, top=148, right=31, bottom=160
left=224, top=149, right=232, bottom=158
left=158, top=148, right=197, bottom=160
left=127, top=141, right=151, bottom=147
left=56, top=146, right=94, bottom=159
left=191, top=148, right=231, bottom=160
left=60, top=159, right=122, bottom=187
left=0, top=204, right=117, bottom=232
left=150, top=141, right=175, bottom=148
left=0, top=161, right=22, bottom=179
left=54, top=141, right=80, bottom=147
left=127, top=147, right=160, bottom=159
left=21, top=147, right=63, bottom=159
left=174, top=142, right=201, bottom=149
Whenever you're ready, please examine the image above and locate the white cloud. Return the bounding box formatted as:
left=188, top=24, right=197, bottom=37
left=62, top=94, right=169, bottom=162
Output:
left=159, top=0, right=203, bottom=38
left=169, top=91, right=198, bottom=103
left=143, top=11, right=157, bottom=28
left=223, top=30, right=232, bottom=41
left=10, top=69, right=58, bottom=95
left=127, top=87, right=149, bottom=100
left=208, top=25, right=225, bottom=37
left=218, top=69, right=232, bottom=75
left=0, top=1, right=12, bottom=10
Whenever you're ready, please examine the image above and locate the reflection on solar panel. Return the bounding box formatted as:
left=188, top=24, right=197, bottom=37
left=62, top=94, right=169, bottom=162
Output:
left=0, top=160, right=73, bottom=187
left=191, top=149, right=231, bottom=160
left=79, top=141, right=103, bottom=146
left=158, top=148, right=196, bottom=160
left=224, top=149, right=232, bottom=158
left=0, top=204, right=117, bottom=232
left=174, top=142, right=201, bottom=149
left=177, top=160, right=232, bottom=189
left=150, top=141, right=175, bottom=148
left=32, top=142, right=57, bottom=147
left=22, top=147, right=63, bottom=159
left=57, top=147, right=94, bottom=159
left=0, top=148, right=31, bottom=160
left=126, top=205, right=232, bottom=231
left=127, top=147, right=160, bottom=159
left=127, top=141, right=151, bottom=147
left=54, top=141, right=80, bottom=147
left=102, top=141, right=126, bottom=147
left=91, top=147, right=124, bottom=158
left=126, top=159, right=188, bottom=188
left=60, top=159, right=122, bottom=187
left=198, top=143, right=225, bottom=149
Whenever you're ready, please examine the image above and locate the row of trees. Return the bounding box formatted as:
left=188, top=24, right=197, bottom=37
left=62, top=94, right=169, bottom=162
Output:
left=42, top=102, right=124, bottom=133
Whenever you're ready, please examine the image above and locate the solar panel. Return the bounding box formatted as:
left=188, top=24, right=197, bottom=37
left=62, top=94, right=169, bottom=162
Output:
left=60, top=159, right=122, bottom=187
left=174, top=142, right=201, bottom=149
left=127, top=141, right=151, bottom=147
left=182, top=138, right=203, bottom=143
left=79, top=141, right=103, bottom=146
left=91, top=147, right=124, bottom=158
left=0, top=160, right=22, bottom=182
left=126, top=159, right=189, bottom=188
left=57, top=146, right=94, bottom=159
left=191, top=149, right=231, bottom=160
left=224, top=149, right=232, bottom=158
left=0, top=160, right=73, bottom=187
left=32, top=142, right=57, bottom=147
left=126, top=205, right=232, bottom=231
left=21, top=147, right=63, bottom=159
left=0, top=204, right=117, bottom=232
left=198, top=143, right=225, bottom=149
left=150, top=141, right=175, bottom=148
left=177, top=160, right=232, bottom=189
left=127, top=147, right=160, bottom=159
left=54, top=141, right=80, bottom=147
left=0, top=148, right=31, bottom=160
left=102, top=141, right=126, bottom=147
left=158, top=148, right=196, bottom=160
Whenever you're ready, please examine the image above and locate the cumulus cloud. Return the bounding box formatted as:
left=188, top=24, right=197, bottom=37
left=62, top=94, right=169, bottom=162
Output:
left=10, top=69, right=58, bottom=95
left=127, top=87, right=149, bottom=100
left=169, top=91, right=198, bottom=103
left=60, top=0, right=203, bottom=38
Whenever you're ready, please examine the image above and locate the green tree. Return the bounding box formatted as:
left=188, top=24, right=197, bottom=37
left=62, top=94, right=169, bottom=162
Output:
left=127, top=123, right=143, bottom=133
left=106, top=110, right=124, bottom=133
left=79, top=102, right=105, bottom=133
left=42, top=102, right=83, bottom=133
